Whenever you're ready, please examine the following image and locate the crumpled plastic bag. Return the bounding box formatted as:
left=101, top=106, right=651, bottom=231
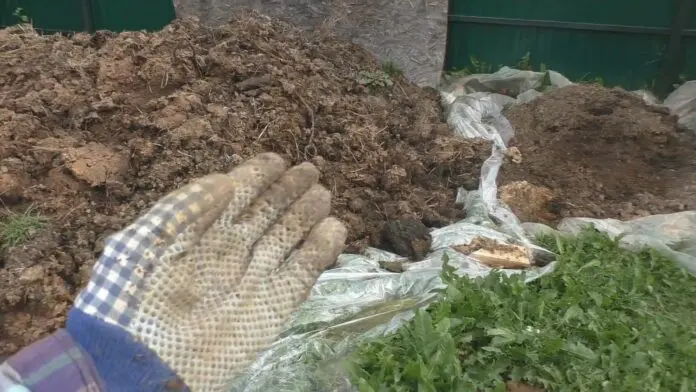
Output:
left=440, top=66, right=572, bottom=97
left=664, top=81, right=696, bottom=132
left=439, top=67, right=572, bottom=142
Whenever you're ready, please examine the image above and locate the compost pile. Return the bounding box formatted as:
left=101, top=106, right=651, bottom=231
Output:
left=499, top=84, right=696, bottom=223
left=0, top=13, right=490, bottom=355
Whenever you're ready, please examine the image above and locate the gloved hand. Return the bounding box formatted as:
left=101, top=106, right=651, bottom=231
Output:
left=1, top=153, right=347, bottom=392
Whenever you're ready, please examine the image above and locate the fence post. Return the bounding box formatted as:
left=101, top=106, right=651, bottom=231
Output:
left=81, top=0, right=95, bottom=32
left=654, top=0, right=695, bottom=99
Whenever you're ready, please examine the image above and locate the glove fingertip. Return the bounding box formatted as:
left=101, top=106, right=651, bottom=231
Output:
left=309, top=217, right=347, bottom=271
left=228, top=152, right=287, bottom=176
left=283, top=217, right=347, bottom=291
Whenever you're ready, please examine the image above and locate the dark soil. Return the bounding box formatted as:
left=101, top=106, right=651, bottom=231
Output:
left=0, top=12, right=489, bottom=355
left=500, top=84, right=696, bottom=223
left=378, top=219, right=432, bottom=261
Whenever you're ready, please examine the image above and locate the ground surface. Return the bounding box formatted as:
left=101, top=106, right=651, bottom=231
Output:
left=0, top=13, right=489, bottom=355
left=500, top=84, right=696, bottom=223
left=2, top=14, right=695, bottom=371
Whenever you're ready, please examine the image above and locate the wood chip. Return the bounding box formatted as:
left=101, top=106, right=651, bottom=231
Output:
left=470, top=245, right=531, bottom=269
left=453, top=237, right=532, bottom=269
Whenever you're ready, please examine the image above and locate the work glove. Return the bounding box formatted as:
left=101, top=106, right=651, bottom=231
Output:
left=2, top=153, right=347, bottom=392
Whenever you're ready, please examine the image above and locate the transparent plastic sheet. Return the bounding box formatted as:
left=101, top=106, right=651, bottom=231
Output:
left=664, top=80, right=696, bottom=132
left=440, top=67, right=572, bottom=143
left=522, top=211, right=696, bottom=277
left=439, top=66, right=573, bottom=98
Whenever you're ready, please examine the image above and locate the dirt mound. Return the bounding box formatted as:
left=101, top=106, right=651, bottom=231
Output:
left=0, top=13, right=489, bottom=355
left=500, top=84, right=696, bottom=223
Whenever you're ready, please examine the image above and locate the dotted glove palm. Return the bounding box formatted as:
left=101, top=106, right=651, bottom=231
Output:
left=66, top=153, right=347, bottom=391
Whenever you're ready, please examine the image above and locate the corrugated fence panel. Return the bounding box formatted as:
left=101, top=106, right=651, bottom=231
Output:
left=1, top=0, right=89, bottom=32
left=446, top=0, right=696, bottom=91
left=0, top=0, right=175, bottom=33
left=91, top=0, right=176, bottom=32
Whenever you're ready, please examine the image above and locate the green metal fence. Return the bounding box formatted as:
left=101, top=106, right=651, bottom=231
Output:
left=445, top=0, right=696, bottom=97
left=0, top=0, right=175, bottom=34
